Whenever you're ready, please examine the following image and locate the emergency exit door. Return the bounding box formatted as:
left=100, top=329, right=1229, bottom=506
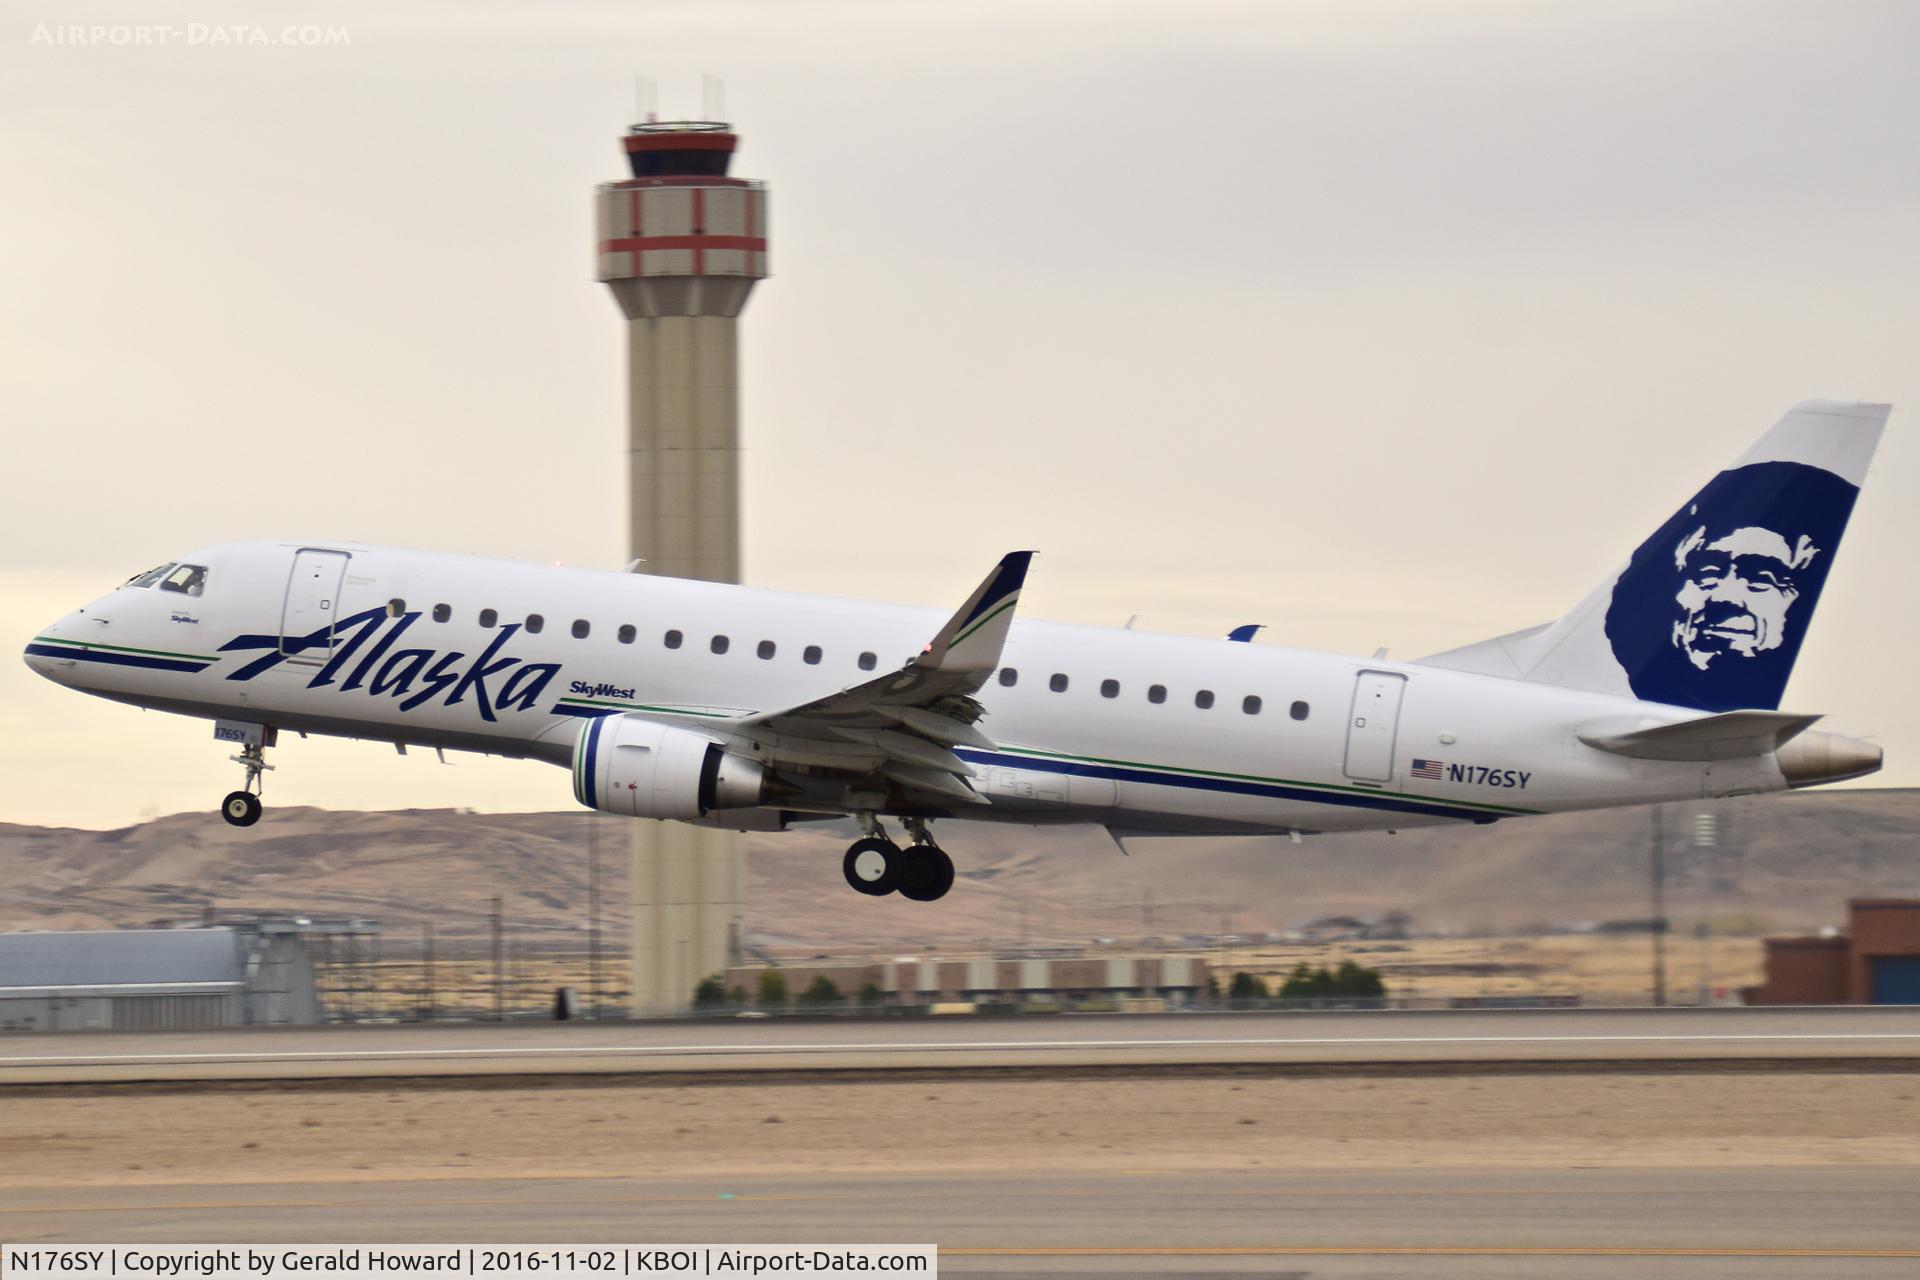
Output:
left=281, top=548, right=350, bottom=661
left=1343, top=670, right=1407, bottom=783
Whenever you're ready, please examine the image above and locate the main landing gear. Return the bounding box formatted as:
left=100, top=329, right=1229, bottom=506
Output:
left=220, top=738, right=274, bottom=828
left=841, top=816, right=956, bottom=902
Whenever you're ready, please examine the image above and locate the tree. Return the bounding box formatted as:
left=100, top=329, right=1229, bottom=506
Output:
left=1280, top=963, right=1334, bottom=1000
left=797, top=976, right=844, bottom=1008
left=692, top=975, right=728, bottom=1009
left=857, top=982, right=885, bottom=1009
left=756, top=969, right=789, bottom=1009
left=1227, top=971, right=1270, bottom=1002
left=1281, top=959, right=1385, bottom=1000
left=1335, top=958, right=1386, bottom=998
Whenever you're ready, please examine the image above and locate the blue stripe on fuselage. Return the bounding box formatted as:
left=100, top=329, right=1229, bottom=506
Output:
left=953, top=748, right=1495, bottom=823
left=24, top=644, right=211, bottom=675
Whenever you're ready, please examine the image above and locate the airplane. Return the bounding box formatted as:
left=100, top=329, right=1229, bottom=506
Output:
left=24, top=399, right=1889, bottom=903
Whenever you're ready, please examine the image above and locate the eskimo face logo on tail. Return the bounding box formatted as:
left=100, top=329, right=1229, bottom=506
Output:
left=1603, top=460, right=1858, bottom=713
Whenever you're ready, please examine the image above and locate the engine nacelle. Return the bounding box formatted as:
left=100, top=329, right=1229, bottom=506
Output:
left=571, top=715, right=771, bottom=820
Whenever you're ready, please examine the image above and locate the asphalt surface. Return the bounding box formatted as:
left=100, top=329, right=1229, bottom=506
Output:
left=4, top=1006, right=1920, bottom=1086
left=4, top=1168, right=1917, bottom=1277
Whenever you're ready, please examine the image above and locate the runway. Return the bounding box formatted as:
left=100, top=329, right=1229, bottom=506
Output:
left=4, top=1006, right=1920, bottom=1087
left=5, top=1169, right=1918, bottom=1276
left=6, top=1009, right=1917, bottom=1274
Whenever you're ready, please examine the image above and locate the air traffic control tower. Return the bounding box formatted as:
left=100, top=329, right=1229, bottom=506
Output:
left=595, top=119, right=767, bottom=1013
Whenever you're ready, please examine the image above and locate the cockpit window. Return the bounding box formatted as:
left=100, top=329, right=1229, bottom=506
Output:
left=158, top=564, right=208, bottom=597
left=124, top=564, right=173, bottom=589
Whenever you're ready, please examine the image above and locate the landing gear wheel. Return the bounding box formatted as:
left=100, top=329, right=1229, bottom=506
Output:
left=898, top=844, right=955, bottom=902
left=221, top=791, right=262, bottom=828
left=843, top=837, right=901, bottom=896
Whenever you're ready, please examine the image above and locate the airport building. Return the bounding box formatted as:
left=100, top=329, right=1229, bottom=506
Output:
left=1744, top=899, right=1920, bottom=1005
left=597, top=117, right=767, bottom=1015
left=0, top=926, right=323, bottom=1032
left=724, top=953, right=1213, bottom=1008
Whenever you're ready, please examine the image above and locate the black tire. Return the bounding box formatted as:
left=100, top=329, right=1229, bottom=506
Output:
left=843, top=837, right=899, bottom=896
left=899, top=844, right=955, bottom=902
left=221, top=791, right=262, bottom=828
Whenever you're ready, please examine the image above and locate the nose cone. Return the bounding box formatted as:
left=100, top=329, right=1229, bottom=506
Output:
left=23, top=617, right=75, bottom=683
left=1777, top=730, right=1884, bottom=788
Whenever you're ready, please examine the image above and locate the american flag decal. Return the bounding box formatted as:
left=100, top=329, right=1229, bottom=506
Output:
left=1412, top=758, right=1445, bottom=780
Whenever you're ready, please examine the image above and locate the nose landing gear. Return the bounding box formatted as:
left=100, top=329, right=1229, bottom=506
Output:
left=220, top=736, right=274, bottom=828
left=841, top=816, right=955, bottom=902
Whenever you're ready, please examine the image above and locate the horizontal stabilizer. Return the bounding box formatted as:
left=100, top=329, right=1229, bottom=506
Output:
left=1578, top=710, right=1821, bottom=761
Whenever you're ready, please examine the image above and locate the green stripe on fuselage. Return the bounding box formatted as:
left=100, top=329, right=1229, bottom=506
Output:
left=32, top=635, right=218, bottom=664
left=992, top=744, right=1539, bottom=817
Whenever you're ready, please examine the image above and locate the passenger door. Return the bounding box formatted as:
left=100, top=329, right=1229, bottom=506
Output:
left=1343, top=670, right=1407, bottom=783
left=280, top=548, right=351, bottom=663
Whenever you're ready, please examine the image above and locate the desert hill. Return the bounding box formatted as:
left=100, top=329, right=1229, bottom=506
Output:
left=2, top=790, right=1915, bottom=953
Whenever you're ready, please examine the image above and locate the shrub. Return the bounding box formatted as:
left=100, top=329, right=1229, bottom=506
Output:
left=692, top=975, right=728, bottom=1009
left=1227, top=971, right=1270, bottom=1002
left=797, top=976, right=844, bottom=1008
left=756, top=969, right=789, bottom=1008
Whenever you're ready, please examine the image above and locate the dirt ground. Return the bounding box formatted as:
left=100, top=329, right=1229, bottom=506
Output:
left=4, top=1072, right=1915, bottom=1190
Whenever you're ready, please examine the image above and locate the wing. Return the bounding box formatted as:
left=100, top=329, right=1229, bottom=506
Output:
left=731, top=551, right=1034, bottom=806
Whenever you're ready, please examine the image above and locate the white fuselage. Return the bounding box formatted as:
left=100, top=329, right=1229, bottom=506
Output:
left=27, top=540, right=1791, bottom=835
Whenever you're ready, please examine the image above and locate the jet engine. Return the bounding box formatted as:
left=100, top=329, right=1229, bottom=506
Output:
left=571, top=715, right=772, bottom=820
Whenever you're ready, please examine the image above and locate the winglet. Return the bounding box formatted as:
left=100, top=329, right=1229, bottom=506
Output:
left=1226, top=624, right=1264, bottom=643
left=916, top=551, right=1034, bottom=675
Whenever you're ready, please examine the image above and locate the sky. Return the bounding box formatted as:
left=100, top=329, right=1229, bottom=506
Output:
left=3, top=0, right=1918, bottom=828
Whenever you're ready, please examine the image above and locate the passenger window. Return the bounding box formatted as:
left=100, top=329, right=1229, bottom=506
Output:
left=1100, top=679, right=1120, bottom=699
left=479, top=608, right=498, bottom=628
left=387, top=598, right=407, bottom=617
left=711, top=635, right=730, bottom=655
left=1290, top=700, right=1310, bottom=721
left=858, top=651, right=877, bottom=671
left=126, top=564, right=173, bottom=589
left=525, top=614, right=545, bottom=635
left=1050, top=673, right=1069, bottom=693
left=803, top=645, right=822, bottom=665
left=1243, top=695, right=1262, bottom=715
left=757, top=640, right=776, bottom=660
left=617, top=624, right=637, bottom=645
left=1148, top=684, right=1167, bottom=704
left=431, top=604, right=451, bottom=623
left=1195, top=690, right=1215, bottom=710
left=159, top=565, right=208, bottom=597
left=664, top=629, right=683, bottom=649
left=571, top=619, right=590, bottom=639
left=999, top=668, right=1018, bottom=687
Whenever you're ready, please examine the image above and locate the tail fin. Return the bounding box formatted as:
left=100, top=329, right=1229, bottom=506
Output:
left=1418, top=399, right=1889, bottom=712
